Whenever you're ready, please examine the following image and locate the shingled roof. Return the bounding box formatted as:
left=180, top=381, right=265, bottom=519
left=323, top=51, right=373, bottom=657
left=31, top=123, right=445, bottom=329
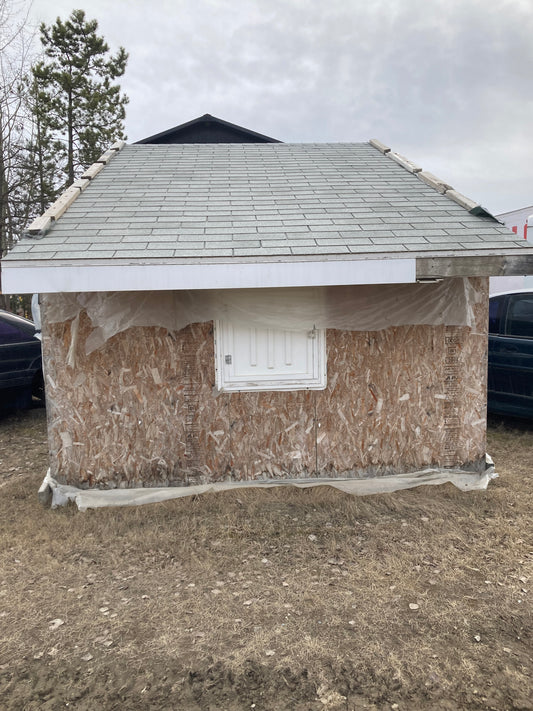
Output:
left=3, top=141, right=532, bottom=293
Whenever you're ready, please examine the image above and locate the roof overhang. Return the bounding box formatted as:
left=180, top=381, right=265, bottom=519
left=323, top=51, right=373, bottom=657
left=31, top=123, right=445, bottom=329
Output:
left=1, top=257, right=417, bottom=294
left=416, top=253, right=533, bottom=279
left=4, top=251, right=533, bottom=296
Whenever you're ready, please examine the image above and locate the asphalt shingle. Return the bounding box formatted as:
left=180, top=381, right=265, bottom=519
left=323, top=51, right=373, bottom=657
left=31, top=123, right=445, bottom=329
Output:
left=5, top=142, right=528, bottom=263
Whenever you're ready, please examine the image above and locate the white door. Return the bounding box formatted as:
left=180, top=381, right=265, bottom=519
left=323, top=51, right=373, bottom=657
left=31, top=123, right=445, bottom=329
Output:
left=215, top=322, right=326, bottom=392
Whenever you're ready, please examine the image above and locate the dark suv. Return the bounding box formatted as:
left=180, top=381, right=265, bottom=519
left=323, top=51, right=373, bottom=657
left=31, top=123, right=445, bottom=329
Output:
left=488, top=290, right=533, bottom=418
left=0, top=309, right=44, bottom=411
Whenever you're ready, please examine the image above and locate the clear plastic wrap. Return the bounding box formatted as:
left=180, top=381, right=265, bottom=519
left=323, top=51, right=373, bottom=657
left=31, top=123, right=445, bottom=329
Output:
left=39, top=459, right=498, bottom=511
left=43, top=278, right=477, bottom=355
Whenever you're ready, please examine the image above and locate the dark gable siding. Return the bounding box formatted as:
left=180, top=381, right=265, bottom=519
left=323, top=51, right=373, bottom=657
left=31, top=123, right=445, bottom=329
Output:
left=136, top=114, right=281, bottom=144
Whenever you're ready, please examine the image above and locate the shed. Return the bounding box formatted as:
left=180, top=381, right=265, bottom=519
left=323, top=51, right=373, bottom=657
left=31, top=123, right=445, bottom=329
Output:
left=3, top=134, right=533, bottom=501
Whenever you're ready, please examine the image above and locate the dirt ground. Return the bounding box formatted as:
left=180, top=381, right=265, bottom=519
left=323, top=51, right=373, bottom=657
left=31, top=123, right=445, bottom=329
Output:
left=0, top=406, right=531, bottom=710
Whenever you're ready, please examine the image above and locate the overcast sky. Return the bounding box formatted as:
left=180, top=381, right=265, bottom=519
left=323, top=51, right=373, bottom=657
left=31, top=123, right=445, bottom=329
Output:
left=29, top=0, right=533, bottom=215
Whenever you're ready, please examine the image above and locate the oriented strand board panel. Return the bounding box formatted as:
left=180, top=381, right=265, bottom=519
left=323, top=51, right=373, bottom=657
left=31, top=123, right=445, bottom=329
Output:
left=315, top=277, right=488, bottom=475
left=42, top=317, right=231, bottom=487
left=316, top=326, right=447, bottom=475
left=228, top=390, right=317, bottom=479
left=41, top=278, right=489, bottom=488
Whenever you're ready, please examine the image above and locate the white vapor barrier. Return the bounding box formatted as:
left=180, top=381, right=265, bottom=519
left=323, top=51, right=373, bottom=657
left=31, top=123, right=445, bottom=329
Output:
left=40, top=461, right=498, bottom=512
left=44, top=278, right=477, bottom=354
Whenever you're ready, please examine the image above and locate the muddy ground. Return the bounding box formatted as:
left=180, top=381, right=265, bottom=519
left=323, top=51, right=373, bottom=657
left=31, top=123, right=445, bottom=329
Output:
left=0, top=406, right=531, bottom=710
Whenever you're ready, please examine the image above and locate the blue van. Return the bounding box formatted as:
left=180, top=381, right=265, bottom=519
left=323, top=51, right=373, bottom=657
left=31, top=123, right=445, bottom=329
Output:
left=488, top=290, right=533, bottom=418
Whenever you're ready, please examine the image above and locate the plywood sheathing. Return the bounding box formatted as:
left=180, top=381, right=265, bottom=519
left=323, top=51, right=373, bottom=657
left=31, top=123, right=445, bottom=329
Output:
left=228, top=390, right=317, bottom=479
left=41, top=278, right=489, bottom=488
left=317, top=327, right=446, bottom=475
left=42, top=317, right=230, bottom=488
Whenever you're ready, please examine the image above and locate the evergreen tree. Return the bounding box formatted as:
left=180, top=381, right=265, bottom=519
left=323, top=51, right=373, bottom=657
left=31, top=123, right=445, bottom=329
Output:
left=23, top=76, right=66, bottom=212
left=31, top=9, right=128, bottom=192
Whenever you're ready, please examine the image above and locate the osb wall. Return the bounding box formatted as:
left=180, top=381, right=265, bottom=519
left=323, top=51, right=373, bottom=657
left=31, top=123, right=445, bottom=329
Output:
left=41, top=278, right=489, bottom=488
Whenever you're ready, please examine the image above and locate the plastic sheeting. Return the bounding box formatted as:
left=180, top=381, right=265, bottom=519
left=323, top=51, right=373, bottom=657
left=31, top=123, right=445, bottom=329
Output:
left=43, top=278, right=477, bottom=355
left=39, top=458, right=498, bottom=511
left=31, top=294, right=42, bottom=340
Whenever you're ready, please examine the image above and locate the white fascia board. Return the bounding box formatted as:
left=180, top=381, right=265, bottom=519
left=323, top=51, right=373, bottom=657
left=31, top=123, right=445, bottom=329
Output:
left=1, top=258, right=416, bottom=294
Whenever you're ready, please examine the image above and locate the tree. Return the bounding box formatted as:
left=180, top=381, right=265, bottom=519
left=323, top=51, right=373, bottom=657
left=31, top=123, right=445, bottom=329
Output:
left=0, top=5, right=128, bottom=312
left=23, top=76, right=65, bottom=213
left=0, top=0, right=37, bottom=312
left=31, top=9, right=128, bottom=191
left=0, top=0, right=34, bottom=260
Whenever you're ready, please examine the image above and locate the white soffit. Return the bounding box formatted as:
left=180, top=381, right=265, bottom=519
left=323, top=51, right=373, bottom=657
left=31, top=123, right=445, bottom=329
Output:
left=1, top=258, right=417, bottom=294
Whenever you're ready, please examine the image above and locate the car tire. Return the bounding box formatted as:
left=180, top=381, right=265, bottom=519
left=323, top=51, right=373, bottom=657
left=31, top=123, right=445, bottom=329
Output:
left=32, top=370, right=45, bottom=404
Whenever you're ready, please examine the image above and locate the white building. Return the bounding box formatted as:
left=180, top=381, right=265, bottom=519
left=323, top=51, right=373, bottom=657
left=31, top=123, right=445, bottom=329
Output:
left=490, top=205, right=533, bottom=293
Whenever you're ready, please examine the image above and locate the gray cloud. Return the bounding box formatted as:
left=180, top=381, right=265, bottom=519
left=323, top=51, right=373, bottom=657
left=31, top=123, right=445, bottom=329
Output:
left=30, top=0, right=533, bottom=213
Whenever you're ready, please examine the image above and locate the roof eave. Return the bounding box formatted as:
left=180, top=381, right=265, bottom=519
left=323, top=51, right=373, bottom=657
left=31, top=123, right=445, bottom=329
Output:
left=1, top=256, right=417, bottom=294
left=416, top=252, right=533, bottom=279
left=3, top=250, right=533, bottom=294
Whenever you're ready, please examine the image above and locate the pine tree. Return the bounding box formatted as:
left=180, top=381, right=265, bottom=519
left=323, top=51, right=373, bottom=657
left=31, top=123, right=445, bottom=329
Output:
left=23, top=76, right=66, bottom=213
left=31, top=9, right=128, bottom=192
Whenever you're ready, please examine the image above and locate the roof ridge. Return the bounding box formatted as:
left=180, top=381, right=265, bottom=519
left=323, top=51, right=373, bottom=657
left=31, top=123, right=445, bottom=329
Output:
left=368, top=139, right=496, bottom=221
left=24, top=140, right=126, bottom=238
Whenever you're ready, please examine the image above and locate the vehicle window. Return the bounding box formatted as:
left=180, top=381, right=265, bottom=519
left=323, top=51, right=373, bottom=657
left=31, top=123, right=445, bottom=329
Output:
left=0, top=318, right=32, bottom=344
left=505, top=295, right=533, bottom=338
left=488, top=296, right=505, bottom=334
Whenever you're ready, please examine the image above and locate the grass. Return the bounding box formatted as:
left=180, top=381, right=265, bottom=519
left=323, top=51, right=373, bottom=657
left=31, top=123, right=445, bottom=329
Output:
left=0, top=409, right=531, bottom=710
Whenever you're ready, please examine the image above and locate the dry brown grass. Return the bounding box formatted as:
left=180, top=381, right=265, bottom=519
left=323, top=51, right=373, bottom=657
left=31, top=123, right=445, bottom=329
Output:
left=0, top=408, right=531, bottom=710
